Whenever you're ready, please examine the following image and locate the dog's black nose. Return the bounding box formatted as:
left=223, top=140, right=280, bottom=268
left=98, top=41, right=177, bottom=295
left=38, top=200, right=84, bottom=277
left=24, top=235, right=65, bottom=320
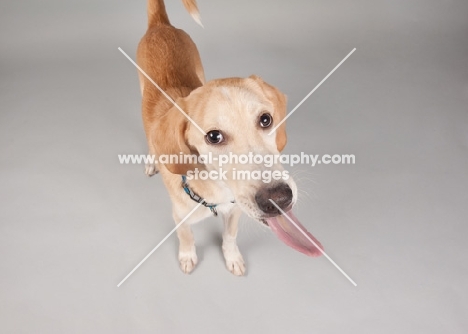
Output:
left=255, top=183, right=293, bottom=215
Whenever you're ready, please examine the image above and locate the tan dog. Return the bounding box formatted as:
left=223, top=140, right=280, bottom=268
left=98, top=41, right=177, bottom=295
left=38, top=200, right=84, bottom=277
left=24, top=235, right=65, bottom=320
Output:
left=137, top=0, right=322, bottom=276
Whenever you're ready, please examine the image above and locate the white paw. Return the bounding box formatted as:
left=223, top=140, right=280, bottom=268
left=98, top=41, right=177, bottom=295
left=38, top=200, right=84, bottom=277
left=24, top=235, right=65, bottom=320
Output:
left=145, top=163, right=159, bottom=177
left=223, top=245, right=246, bottom=276
left=178, top=250, right=198, bottom=274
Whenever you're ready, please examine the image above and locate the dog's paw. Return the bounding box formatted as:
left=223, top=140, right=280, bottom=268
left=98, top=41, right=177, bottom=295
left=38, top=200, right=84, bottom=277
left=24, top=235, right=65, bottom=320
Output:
left=223, top=245, right=246, bottom=276
left=145, top=163, right=159, bottom=177
left=178, top=251, right=198, bottom=274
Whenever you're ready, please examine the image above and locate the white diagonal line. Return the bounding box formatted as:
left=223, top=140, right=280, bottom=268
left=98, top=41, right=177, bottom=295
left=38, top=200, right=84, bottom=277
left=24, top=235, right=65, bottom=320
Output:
left=118, top=47, right=206, bottom=135
left=269, top=199, right=357, bottom=286
left=268, top=48, right=356, bottom=135
left=117, top=203, right=202, bottom=287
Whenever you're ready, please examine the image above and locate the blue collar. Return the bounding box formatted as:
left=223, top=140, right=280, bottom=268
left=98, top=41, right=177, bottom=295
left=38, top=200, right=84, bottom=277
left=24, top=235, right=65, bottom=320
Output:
left=181, top=175, right=218, bottom=216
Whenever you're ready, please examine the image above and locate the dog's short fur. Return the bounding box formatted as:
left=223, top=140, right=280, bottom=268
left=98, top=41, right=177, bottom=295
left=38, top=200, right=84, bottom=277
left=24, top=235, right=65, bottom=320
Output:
left=137, top=0, right=298, bottom=275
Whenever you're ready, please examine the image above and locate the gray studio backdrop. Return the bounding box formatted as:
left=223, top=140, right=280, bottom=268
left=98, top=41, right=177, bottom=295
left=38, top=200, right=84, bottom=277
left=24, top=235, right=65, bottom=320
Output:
left=1, top=0, right=467, bottom=333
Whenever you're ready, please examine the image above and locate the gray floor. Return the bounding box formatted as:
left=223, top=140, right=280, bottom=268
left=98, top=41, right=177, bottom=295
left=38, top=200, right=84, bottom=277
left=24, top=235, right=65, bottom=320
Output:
left=1, top=0, right=468, bottom=333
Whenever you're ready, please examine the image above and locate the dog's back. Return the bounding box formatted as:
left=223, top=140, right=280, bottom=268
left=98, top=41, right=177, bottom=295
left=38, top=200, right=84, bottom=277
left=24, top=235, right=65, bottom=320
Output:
left=137, top=0, right=205, bottom=135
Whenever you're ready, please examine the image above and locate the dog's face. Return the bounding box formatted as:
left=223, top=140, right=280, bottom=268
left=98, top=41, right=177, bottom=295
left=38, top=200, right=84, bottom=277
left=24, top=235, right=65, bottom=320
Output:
left=152, top=75, right=297, bottom=222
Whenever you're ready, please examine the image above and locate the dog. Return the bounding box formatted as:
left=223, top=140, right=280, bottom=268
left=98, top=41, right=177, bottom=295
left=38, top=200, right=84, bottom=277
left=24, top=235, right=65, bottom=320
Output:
left=137, top=0, right=322, bottom=276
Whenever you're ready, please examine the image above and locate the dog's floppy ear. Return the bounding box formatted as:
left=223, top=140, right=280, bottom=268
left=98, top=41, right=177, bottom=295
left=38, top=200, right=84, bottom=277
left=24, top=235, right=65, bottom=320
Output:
left=149, top=103, right=201, bottom=175
left=248, top=75, right=287, bottom=152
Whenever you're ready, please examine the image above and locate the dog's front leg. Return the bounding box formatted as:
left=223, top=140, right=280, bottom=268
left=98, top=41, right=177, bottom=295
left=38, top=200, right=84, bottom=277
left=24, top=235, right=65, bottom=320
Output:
left=174, top=211, right=198, bottom=274
left=222, top=205, right=245, bottom=276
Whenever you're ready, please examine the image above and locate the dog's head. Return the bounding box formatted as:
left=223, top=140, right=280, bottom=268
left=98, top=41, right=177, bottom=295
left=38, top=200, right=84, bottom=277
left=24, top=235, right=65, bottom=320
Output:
left=151, top=75, right=297, bottom=223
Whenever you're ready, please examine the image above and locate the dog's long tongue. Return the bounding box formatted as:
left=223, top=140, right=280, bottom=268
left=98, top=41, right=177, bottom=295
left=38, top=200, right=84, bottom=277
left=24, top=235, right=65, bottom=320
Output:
left=266, top=210, right=323, bottom=257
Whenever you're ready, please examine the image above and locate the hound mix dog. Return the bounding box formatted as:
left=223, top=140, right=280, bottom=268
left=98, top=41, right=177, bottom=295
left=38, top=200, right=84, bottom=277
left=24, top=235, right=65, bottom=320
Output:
left=137, top=0, right=322, bottom=276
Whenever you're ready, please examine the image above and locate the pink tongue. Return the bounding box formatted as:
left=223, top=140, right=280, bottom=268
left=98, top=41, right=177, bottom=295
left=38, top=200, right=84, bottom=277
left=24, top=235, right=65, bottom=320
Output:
left=266, top=210, right=323, bottom=257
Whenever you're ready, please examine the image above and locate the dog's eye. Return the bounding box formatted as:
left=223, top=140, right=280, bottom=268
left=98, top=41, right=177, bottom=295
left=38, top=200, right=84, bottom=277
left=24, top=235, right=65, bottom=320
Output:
left=206, top=130, right=224, bottom=144
left=259, top=113, right=272, bottom=128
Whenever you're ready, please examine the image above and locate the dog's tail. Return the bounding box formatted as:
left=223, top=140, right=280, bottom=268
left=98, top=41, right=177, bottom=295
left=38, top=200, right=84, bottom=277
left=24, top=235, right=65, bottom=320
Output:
left=182, top=0, right=203, bottom=27
left=147, top=0, right=203, bottom=28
